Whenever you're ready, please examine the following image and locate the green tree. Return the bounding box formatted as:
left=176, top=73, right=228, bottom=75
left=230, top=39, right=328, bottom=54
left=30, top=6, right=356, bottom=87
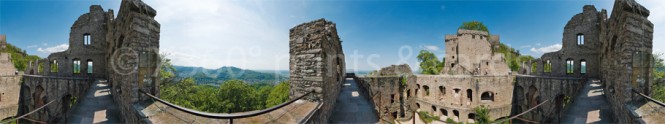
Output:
left=417, top=50, right=444, bottom=75
left=266, top=81, right=290, bottom=108
left=459, top=21, right=489, bottom=33
left=218, top=80, right=258, bottom=113
left=159, top=54, right=177, bottom=83
left=651, top=52, right=665, bottom=101
left=475, top=105, right=491, bottom=124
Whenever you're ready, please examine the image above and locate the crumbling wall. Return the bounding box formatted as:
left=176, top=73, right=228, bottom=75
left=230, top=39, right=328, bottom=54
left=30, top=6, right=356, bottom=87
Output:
left=30, top=5, right=111, bottom=78
left=18, top=76, right=93, bottom=123
left=513, top=76, right=585, bottom=123
left=413, top=75, right=514, bottom=123
left=532, top=5, right=602, bottom=78
left=599, top=0, right=654, bottom=123
left=356, top=64, right=414, bottom=122
left=442, top=29, right=510, bottom=76
left=289, top=18, right=345, bottom=123
left=0, top=53, right=20, bottom=120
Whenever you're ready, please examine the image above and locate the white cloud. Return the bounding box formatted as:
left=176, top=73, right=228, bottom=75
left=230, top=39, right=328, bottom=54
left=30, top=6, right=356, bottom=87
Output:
left=37, top=44, right=68, bottom=54
left=145, top=0, right=289, bottom=70
left=530, top=44, right=561, bottom=53
left=422, top=45, right=439, bottom=51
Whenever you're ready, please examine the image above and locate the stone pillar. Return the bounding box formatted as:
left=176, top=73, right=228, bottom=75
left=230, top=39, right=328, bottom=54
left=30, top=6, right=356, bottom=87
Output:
left=289, top=18, right=345, bottom=123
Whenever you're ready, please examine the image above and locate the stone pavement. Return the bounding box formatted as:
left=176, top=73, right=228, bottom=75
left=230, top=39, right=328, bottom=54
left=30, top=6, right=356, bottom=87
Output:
left=561, top=80, right=613, bottom=123
left=66, top=80, right=120, bottom=123
left=329, top=78, right=379, bottom=123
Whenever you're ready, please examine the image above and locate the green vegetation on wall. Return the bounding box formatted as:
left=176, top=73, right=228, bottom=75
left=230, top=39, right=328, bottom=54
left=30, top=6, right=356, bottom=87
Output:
left=0, top=43, right=41, bottom=71
left=459, top=21, right=489, bottom=33
left=417, top=111, right=440, bottom=124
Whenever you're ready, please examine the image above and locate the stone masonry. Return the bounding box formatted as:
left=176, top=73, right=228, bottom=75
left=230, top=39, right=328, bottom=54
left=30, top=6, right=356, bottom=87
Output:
left=0, top=53, right=20, bottom=121
left=289, top=18, right=345, bottom=123
left=0, top=35, right=6, bottom=50
left=18, top=0, right=161, bottom=123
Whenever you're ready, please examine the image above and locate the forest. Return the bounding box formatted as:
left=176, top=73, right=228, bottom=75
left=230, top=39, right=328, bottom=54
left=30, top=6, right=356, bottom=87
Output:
left=158, top=56, right=290, bottom=113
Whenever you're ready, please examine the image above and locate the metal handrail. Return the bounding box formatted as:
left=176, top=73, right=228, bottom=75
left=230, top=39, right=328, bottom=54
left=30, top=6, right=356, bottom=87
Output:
left=140, top=89, right=314, bottom=119
left=0, top=98, right=57, bottom=124
left=632, top=89, right=665, bottom=107
left=492, top=99, right=550, bottom=124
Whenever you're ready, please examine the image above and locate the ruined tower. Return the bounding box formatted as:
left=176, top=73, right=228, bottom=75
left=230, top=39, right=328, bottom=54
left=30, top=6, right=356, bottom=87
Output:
left=289, top=19, right=345, bottom=123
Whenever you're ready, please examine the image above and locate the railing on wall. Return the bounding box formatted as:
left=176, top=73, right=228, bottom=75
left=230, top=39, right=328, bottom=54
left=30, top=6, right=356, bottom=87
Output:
left=492, top=99, right=551, bottom=124
left=632, top=89, right=665, bottom=107
left=0, top=97, right=58, bottom=123
left=140, top=89, right=314, bottom=124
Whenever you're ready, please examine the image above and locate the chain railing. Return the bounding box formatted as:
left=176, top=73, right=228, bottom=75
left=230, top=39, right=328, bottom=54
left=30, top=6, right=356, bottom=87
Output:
left=492, top=99, right=551, bottom=124
left=0, top=97, right=58, bottom=124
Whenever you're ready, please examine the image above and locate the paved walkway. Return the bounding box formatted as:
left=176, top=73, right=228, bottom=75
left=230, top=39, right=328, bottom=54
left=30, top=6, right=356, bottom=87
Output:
left=329, top=78, right=379, bottom=123
left=561, top=80, right=613, bottom=123
left=66, top=80, right=121, bottom=123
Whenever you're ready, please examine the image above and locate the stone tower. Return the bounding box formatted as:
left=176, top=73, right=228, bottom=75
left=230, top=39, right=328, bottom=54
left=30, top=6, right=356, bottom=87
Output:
left=1, top=34, right=6, bottom=50
left=289, top=19, right=345, bottom=123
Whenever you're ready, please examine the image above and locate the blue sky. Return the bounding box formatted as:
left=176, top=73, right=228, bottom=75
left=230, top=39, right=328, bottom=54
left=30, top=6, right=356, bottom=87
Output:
left=1, top=0, right=663, bottom=71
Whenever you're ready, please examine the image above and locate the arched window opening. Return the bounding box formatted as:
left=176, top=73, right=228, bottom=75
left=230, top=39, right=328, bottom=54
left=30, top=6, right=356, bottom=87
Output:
left=531, top=63, right=537, bottom=73
left=544, top=60, right=552, bottom=72
left=87, top=60, right=93, bottom=74
left=38, top=62, right=44, bottom=73
left=566, top=59, right=574, bottom=74
left=466, top=89, right=473, bottom=102
left=51, top=60, right=58, bottom=73
left=481, top=92, right=494, bottom=101
left=83, top=34, right=92, bottom=45
left=424, top=85, right=430, bottom=96
left=468, top=113, right=477, bottom=123
left=581, top=60, right=587, bottom=74
left=453, top=88, right=461, bottom=98
left=407, top=89, right=411, bottom=97
left=440, top=109, right=448, bottom=117
left=73, top=59, right=81, bottom=74
left=416, top=103, right=421, bottom=109
left=439, top=86, right=445, bottom=96
left=432, top=106, right=437, bottom=112
left=391, top=94, right=395, bottom=103
left=453, top=110, right=460, bottom=122
left=577, top=34, right=584, bottom=45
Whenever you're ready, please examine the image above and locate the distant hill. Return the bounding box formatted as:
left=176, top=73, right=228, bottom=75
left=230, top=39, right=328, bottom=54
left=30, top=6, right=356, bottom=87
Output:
left=173, top=66, right=288, bottom=86
left=0, top=43, right=41, bottom=71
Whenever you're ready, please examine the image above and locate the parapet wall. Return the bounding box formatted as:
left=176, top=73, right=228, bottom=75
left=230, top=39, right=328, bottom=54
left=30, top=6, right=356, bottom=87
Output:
left=0, top=75, right=21, bottom=121
left=513, top=76, right=586, bottom=123
left=18, top=76, right=94, bottom=123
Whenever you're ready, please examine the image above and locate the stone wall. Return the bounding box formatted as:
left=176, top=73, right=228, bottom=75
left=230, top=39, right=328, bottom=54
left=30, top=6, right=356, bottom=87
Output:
left=599, top=0, right=654, bottom=123
left=528, top=5, right=603, bottom=78
left=0, top=35, right=6, bottom=50
left=442, top=29, right=510, bottom=76
left=289, top=18, right=345, bottom=123
left=0, top=53, right=20, bottom=120
left=106, top=0, right=161, bottom=123
left=27, top=5, right=111, bottom=78
left=356, top=76, right=414, bottom=122
left=18, top=76, right=94, bottom=123
left=413, top=75, right=514, bottom=123
left=513, top=76, right=585, bottom=123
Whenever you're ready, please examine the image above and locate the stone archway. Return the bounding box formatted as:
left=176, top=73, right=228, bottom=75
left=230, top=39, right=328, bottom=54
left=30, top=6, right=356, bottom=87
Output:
left=34, top=86, right=45, bottom=109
